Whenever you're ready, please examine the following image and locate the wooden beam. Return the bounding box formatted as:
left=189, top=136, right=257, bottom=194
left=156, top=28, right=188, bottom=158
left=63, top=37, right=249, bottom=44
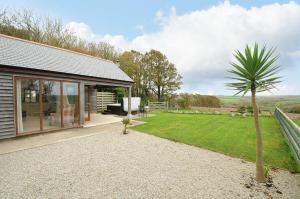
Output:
left=0, top=65, right=133, bottom=87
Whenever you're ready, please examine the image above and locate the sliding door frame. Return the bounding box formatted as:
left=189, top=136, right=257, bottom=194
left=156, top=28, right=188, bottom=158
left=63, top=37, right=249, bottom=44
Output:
left=85, top=85, right=91, bottom=121
left=14, top=76, right=80, bottom=136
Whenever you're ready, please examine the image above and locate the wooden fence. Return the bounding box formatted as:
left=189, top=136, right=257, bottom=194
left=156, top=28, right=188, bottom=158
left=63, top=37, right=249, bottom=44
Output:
left=148, top=101, right=168, bottom=111
left=274, top=107, right=300, bottom=165
left=96, top=92, right=117, bottom=112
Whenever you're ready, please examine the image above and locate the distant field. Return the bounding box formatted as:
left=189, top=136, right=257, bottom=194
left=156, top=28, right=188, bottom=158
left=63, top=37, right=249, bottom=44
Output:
left=132, top=112, right=299, bottom=172
left=218, top=95, right=300, bottom=112
left=218, top=96, right=248, bottom=106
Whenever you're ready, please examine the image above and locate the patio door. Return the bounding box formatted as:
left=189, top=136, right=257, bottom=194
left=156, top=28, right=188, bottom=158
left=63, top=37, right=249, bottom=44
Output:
left=85, top=86, right=91, bottom=121
left=15, top=77, right=80, bottom=135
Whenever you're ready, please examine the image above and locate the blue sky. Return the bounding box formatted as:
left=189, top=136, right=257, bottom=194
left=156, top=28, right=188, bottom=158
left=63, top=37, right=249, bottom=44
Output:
left=1, top=0, right=296, bottom=38
left=1, top=0, right=300, bottom=95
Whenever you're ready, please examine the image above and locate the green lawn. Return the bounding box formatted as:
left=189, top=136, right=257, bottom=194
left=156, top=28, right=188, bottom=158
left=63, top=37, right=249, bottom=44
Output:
left=132, top=112, right=299, bottom=172
left=295, top=119, right=300, bottom=126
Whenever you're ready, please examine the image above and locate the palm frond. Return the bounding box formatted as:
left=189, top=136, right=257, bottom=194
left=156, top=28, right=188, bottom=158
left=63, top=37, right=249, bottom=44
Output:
left=227, top=43, right=281, bottom=95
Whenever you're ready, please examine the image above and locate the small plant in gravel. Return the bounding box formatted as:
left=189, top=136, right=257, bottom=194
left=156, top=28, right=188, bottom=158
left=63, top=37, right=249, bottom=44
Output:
left=264, top=165, right=271, bottom=179
left=122, top=117, right=130, bottom=134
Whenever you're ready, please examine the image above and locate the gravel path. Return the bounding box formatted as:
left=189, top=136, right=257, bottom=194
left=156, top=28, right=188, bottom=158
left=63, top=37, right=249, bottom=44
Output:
left=0, top=123, right=299, bottom=199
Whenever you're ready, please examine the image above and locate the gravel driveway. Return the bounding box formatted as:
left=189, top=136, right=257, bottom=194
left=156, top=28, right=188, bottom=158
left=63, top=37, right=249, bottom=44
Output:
left=0, top=122, right=299, bottom=199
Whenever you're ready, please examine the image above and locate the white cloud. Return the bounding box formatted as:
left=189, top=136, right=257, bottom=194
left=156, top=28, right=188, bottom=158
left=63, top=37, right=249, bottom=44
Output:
left=155, top=6, right=177, bottom=26
left=135, top=25, right=144, bottom=32
left=288, top=50, right=300, bottom=57
left=66, top=22, right=94, bottom=41
left=65, top=1, right=300, bottom=95
left=66, top=21, right=129, bottom=49
left=263, top=84, right=299, bottom=96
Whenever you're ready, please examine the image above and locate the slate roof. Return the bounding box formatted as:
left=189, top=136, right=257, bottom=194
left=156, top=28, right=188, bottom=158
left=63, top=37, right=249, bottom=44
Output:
left=0, top=34, right=133, bottom=82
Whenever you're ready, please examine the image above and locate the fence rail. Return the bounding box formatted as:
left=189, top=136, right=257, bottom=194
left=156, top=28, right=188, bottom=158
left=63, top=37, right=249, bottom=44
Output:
left=274, top=107, right=300, bottom=165
left=96, top=92, right=117, bottom=112
left=148, top=101, right=168, bottom=111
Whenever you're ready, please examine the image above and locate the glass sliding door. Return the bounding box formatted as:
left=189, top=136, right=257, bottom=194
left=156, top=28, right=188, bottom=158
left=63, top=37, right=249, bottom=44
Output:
left=16, top=79, right=40, bottom=133
left=63, top=82, right=79, bottom=127
left=16, top=77, right=80, bottom=134
left=42, top=80, right=61, bottom=130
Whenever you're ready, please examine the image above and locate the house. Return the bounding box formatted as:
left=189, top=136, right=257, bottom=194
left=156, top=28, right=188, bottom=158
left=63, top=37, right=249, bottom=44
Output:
left=0, top=34, right=134, bottom=139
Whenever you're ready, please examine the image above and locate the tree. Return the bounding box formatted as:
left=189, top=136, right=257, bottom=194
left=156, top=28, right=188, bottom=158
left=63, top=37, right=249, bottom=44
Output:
left=227, top=43, right=281, bottom=182
left=0, top=8, right=120, bottom=63
left=143, top=50, right=182, bottom=101
left=88, top=42, right=120, bottom=62
left=119, top=50, right=144, bottom=97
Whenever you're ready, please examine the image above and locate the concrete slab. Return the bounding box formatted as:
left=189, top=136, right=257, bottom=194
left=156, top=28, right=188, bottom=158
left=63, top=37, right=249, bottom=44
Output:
left=0, top=122, right=123, bottom=155
left=84, top=113, right=123, bottom=128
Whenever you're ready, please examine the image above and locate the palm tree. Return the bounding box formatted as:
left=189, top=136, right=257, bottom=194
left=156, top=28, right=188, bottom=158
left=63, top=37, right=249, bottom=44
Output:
left=227, top=43, right=281, bottom=182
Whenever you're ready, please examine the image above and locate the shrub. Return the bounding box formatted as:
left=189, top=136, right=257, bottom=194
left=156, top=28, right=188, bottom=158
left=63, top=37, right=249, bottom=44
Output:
left=238, top=106, right=246, bottom=114
left=191, top=94, right=221, bottom=107
left=289, top=106, right=300, bottom=114
left=173, top=93, right=221, bottom=109
left=122, top=118, right=130, bottom=134
left=246, top=106, right=253, bottom=114
left=176, top=94, right=191, bottom=109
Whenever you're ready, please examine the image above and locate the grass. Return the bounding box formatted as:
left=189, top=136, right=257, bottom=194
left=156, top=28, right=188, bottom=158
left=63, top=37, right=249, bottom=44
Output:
left=295, top=119, right=300, bottom=126
left=132, top=112, right=299, bottom=172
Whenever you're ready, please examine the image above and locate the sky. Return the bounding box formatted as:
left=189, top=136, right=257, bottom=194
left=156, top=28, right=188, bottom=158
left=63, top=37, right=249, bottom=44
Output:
left=1, top=0, right=300, bottom=96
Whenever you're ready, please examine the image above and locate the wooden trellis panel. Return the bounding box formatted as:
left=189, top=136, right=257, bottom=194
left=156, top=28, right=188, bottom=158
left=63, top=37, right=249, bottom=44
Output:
left=96, top=92, right=117, bottom=112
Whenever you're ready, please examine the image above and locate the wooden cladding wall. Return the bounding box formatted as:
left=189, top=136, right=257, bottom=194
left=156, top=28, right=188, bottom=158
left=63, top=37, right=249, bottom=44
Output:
left=96, top=92, right=117, bottom=112
left=0, top=72, right=15, bottom=139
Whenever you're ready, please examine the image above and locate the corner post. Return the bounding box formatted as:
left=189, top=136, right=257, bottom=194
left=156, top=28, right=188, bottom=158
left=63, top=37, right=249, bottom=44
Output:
left=79, top=81, right=85, bottom=126
left=127, top=86, right=132, bottom=119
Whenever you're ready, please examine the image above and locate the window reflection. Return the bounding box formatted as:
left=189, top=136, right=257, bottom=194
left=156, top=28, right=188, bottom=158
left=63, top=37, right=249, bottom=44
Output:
left=42, top=81, right=61, bottom=130
left=63, top=82, right=79, bottom=127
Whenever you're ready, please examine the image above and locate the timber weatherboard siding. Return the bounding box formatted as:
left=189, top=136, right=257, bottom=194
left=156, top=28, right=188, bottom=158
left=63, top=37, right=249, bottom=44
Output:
left=0, top=72, right=15, bottom=139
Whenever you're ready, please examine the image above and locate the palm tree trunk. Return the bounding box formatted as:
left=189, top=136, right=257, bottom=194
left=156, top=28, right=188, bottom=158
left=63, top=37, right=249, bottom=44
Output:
left=251, top=88, right=266, bottom=183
